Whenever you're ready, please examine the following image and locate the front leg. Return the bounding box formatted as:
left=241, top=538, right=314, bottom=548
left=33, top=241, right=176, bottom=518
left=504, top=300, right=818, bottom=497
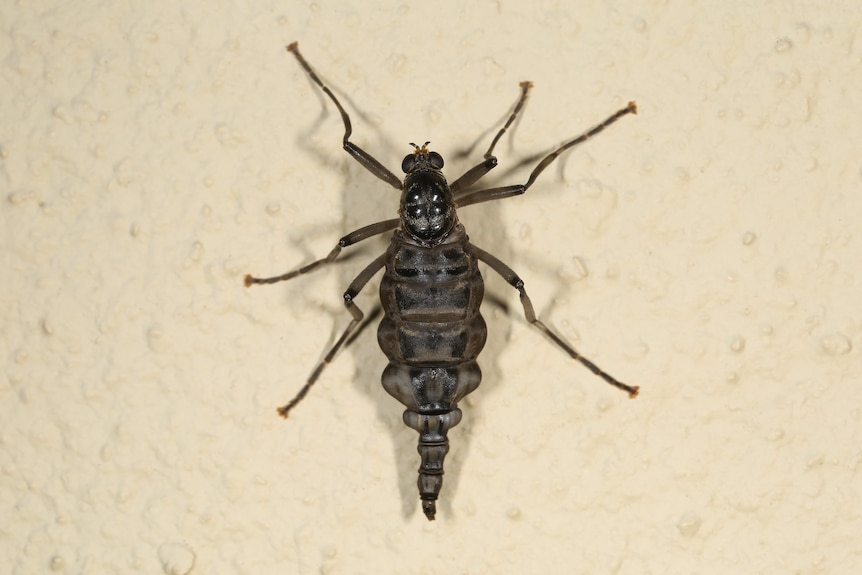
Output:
left=287, top=42, right=403, bottom=190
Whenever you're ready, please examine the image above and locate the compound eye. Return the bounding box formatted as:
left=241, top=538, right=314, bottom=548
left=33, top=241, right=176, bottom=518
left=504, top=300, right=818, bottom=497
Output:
left=429, top=151, right=444, bottom=169
left=401, top=154, right=416, bottom=173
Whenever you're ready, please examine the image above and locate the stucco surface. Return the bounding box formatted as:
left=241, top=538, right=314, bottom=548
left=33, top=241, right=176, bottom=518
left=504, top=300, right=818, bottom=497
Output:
left=3, top=1, right=861, bottom=573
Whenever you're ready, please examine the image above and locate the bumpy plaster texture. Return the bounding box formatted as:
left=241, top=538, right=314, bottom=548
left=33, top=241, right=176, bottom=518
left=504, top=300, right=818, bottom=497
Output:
left=3, top=1, right=860, bottom=573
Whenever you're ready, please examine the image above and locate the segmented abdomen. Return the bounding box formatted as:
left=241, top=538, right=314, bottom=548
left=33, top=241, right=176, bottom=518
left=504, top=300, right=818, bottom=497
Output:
left=378, top=224, right=486, bottom=369
left=378, top=224, right=486, bottom=412
left=376, top=224, right=486, bottom=519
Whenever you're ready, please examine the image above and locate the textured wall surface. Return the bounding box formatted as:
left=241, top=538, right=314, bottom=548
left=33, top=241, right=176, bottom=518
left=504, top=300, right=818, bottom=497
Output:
left=3, top=1, right=860, bottom=573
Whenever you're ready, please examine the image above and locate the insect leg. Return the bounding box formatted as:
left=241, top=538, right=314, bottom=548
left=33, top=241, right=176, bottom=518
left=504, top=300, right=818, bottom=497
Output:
left=344, top=303, right=382, bottom=348
left=456, top=101, right=637, bottom=208
left=451, top=81, right=533, bottom=194
left=520, top=101, right=637, bottom=192
left=482, top=81, right=534, bottom=160
left=454, top=184, right=524, bottom=208
left=277, top=252, right=388, bottom=418
left=287, top=42, right=403, bottom=190
left=245, top=218, right=398, bottom=286
left=472, top=244, right=639, bottom=398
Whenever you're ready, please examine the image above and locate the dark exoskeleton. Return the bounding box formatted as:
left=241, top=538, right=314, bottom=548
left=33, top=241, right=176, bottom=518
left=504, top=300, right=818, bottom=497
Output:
left=245, top=42, right=640, bottom=520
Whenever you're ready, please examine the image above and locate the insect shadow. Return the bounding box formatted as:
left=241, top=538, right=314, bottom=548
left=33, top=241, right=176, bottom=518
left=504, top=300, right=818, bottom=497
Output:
left=247, top=42, right=638, bottom=520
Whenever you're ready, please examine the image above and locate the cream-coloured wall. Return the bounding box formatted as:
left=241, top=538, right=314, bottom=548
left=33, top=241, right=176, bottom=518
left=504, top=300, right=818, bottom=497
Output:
left=3, top=1, right=860, bottom=573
